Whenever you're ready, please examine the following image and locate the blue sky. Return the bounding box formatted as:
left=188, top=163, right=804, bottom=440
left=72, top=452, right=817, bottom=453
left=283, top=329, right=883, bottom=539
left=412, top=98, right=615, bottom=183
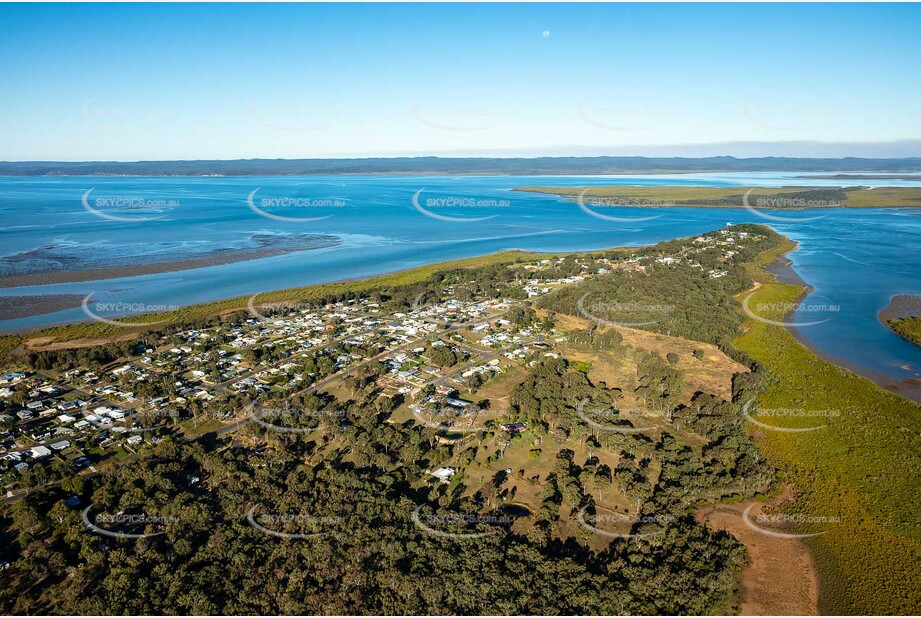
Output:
left=1, top=2, right=919, bottom=161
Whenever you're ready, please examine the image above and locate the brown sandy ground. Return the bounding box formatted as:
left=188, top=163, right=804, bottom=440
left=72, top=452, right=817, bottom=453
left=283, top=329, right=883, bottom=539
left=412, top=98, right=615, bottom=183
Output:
left=0, top=237, right=340, bottom=288
left=697, top=489, right=819, bottom=616
left=22, top=331, right=144, bottom=351
left=0, top=294, right=85, bottom=321
left=878, top=294, right=921, bottom=323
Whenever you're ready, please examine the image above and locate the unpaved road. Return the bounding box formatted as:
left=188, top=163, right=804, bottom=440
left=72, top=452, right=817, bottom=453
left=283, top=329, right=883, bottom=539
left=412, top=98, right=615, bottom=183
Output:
left=697, top=498, right=819, bottom=615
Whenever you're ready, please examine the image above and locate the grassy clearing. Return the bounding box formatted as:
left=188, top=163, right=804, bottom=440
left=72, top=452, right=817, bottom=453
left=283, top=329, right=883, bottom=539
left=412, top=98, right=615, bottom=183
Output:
left=179, top=417, right=226, bottom=439
left=733, top=247, right=921, bottom=614
left=549, top=310, right=746, bottom=402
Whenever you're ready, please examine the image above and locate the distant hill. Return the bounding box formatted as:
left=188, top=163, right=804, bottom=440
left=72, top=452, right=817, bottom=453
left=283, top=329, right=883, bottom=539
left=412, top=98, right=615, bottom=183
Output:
left=1, top=156, right=920, bottom=176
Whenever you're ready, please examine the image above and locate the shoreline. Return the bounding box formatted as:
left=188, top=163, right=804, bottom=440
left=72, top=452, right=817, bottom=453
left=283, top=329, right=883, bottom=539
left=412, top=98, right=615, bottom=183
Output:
left=736, top=241, right=921, bottom=614
left=800, top=174, right=921, bottom=180
left=878, top=294, right=921, bottom=348
left=2, top=241, right=656, bottom=334
left=0, top=235, right=340, bottom=288
left=514, top=185, right=921, bottom=209
left=769, top=247, right=921, bottom=402
left=6, top=232, right=921, bottom=403
left=0, top=294, right=86, bottom=321
left=878, top=293, right=921, bottom=324
left=0, top=169, right=717, bottom=178
left=2, top=249, right=546, bottom=344
left=764, top=246, right=809, bottom=287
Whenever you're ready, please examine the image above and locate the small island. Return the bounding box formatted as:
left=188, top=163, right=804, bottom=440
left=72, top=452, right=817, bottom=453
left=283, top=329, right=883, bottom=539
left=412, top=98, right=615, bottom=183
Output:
left=880, top=294, right=921, bottom=346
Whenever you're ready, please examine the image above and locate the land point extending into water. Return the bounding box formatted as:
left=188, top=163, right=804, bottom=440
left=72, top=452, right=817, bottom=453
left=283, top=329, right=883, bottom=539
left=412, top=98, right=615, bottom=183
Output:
left=879, top=294, right=921, bottom=347
left=765, top=248, right=921, bottom=402
left=1, top=225, right=918, bottom=615
left=514, top=185, right=921, bottom=208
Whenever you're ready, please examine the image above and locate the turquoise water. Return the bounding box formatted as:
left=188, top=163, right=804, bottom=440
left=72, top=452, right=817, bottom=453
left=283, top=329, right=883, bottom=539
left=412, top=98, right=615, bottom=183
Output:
left=1, top=172, right=920, bottom=398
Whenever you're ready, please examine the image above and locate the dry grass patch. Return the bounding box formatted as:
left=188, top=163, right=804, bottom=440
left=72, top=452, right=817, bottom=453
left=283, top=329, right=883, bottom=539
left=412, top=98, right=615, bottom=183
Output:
left=548, top=311, right=747, bottom=402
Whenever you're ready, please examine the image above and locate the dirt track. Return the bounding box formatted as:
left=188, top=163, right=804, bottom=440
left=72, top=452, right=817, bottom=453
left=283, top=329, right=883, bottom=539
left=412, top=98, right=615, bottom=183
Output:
left=697, top=496, right=819, bottom=615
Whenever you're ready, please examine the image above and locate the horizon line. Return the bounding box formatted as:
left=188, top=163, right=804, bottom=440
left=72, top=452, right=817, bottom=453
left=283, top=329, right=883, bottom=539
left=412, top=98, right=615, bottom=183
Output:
left=4, top=154, right=921, bottom=165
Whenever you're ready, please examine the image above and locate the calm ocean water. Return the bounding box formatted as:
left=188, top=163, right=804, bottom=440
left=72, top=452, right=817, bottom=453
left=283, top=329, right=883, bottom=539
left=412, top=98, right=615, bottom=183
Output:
left=1, top=172, right=920, bottom=398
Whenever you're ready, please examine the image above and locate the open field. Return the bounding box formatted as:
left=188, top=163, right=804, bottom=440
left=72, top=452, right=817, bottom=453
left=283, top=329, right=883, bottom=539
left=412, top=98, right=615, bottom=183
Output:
left=697, top=494, right=819, bottom=616
left=548, top=311, right=747, bottom=402
left=515, top=185, right=921, bottom=208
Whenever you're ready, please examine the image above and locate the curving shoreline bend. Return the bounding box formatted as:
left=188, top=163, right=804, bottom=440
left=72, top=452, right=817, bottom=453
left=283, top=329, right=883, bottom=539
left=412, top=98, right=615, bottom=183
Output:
left=770, top=247, right=921, bottom=402
left=4, top=230, right=921, bottom=403
left=878, top=294, right=921, bottom=348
